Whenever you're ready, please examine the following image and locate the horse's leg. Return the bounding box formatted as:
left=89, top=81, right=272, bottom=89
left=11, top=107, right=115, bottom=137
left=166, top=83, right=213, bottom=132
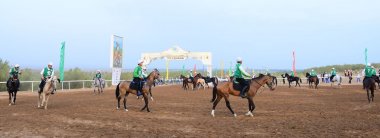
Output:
left=211, top=94, right=222, bottom=117
left=116, top=96, right=121, bottom=110
left=123, top=93, right=129, bottom=111
left=42, top=92, right=46, bottom=107
left=140, top=92, right=150, bottom=112
left=223, top=95, right=236, bottom=117
left=288, top=81, right=291, bottom=88
left=13, top=91, right=17, bottom=105
left=45, top=94, right=50, bottom=110
left=371, top=88, right=375, bottom=102
left=8, top=92, right=11, bottom=106
left=38, top=93, right=41, bottom=108
left=367, top=89, right=371, bottom=103
left=149, top=86, right=154, bottom=101
left=245, top=97, right=254, bottom=117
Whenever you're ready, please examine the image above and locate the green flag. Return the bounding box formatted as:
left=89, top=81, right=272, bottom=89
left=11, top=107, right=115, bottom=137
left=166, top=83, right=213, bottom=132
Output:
left=60, top=42, right=65, bottom=81
left=365, top=48, right=368, bottom=67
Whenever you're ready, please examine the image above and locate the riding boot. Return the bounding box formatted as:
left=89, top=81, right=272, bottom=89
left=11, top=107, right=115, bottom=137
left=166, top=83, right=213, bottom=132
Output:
left=240, top=86, right=248, bottom=98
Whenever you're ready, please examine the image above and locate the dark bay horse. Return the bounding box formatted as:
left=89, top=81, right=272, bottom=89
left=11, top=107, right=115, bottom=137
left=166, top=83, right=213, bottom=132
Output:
left=6, top=74, right=19, bottom=106
left=280, top=74, right=286, bottom=84
left=210, top=74, right=276, bottom=117
left=363, top=77, right=376, bottom=103
left=305, top=73, right=319, bottom=89
left=180, top=75, right=193, bottom=90
left=284, top=73, right=302, bottom=88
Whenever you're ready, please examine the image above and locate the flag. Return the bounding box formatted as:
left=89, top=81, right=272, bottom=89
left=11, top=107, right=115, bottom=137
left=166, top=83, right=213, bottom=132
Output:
left=292, top=51, right=297, bottom=76
left=193, top=64, right=197, bottom=76
left=365, top=48, right=368, bottom=67
left=59, top=42, right=65, bottom=81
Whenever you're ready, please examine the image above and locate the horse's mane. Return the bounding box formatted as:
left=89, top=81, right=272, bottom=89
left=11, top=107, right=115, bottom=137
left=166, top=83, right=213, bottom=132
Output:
left=252, top=74, right=266, bottom=80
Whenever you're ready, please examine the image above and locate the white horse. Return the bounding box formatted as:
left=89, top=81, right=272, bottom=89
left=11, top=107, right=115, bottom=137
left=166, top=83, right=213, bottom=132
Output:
left=330, top=75, right=342, bottom=88
left=38, top=76, right=60, bottom=110
left=93, top=78, right=105, bottom=95
left=197, top=78, right=206, bottom=90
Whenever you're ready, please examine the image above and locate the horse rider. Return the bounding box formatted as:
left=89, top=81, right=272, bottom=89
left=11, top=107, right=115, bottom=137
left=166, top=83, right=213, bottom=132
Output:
left=94, top=70, right=102, bottom=81
left=39, top=62, right=55, bottom=94
left=7, top=64, right=21, bottom=90
left=234, top=57, right=251, bottom=98
left=290, top=70, right=295, bottom=78
left=363, top=63, right=374, bottom=89
left=189, top=70, right=194, bottom=82
left=330, top=68, right=337, bottom=82
left=310, top=69, right=317, bottom=77
left=133, top=60, right=144, bottom=95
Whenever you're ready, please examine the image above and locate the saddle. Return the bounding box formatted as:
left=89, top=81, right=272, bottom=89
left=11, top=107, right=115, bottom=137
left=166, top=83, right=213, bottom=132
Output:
left=232, top=79, right=251, bottom=92
left=129, top=81, right=140, bottom=90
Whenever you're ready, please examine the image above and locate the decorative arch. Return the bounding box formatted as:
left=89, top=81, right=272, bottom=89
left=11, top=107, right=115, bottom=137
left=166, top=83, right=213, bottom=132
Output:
left=141, top=46, right=212, bottom=79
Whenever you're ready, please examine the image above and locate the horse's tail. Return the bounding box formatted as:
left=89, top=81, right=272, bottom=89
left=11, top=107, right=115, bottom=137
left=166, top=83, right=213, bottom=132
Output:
left=212, top=77, right=219, bottom=87
left=274, top=77, right=278, bottom=86
left=115, top=83, right=120, bottom=99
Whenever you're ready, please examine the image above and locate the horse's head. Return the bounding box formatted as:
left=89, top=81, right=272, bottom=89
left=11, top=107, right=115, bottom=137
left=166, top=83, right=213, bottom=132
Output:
left=264, top=75, right=276, bottom=91
left=12, top=74, right=19, bottom=80
left=305, top=72, right=310, bottom=77
left=45, top=76, right=60, bottom=92
left=150, top=69, right=160, bottom=80
left=284, top=73, right=289, bottom=77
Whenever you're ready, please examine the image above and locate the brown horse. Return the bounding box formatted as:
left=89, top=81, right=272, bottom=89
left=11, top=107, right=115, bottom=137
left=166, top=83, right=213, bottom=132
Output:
left=180, top=75, right=193, bottom=91
left=210, top=74, right=276, bottom=117
left=364, top=77, right=376, bottom=103
left=115, top=79, right=150, bottom=112
left=38, top=76, right=60, bottom=110
left=140, top=69, right=160, bottom=101
left=306, top=73, right=319, bottom=89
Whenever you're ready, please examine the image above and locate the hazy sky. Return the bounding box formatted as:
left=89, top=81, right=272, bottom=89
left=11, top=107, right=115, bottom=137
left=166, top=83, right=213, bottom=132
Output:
left=1, top=0, right=379, bottom=71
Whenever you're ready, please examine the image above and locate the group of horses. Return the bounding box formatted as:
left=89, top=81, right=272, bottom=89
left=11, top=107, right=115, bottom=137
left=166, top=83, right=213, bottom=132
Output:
left=280, top=73, right=343, bottom=89
left=5, top=68, right=380, bottom=117
left=180, top=73, right=218, bottom=91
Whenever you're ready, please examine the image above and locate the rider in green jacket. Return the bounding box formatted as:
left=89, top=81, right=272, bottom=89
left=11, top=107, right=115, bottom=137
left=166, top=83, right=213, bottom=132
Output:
left=234, top=57, right=251, bottom=98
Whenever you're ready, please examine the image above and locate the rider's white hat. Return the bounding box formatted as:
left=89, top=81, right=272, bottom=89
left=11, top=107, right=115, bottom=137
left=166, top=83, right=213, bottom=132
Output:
left=97, top=70, right=101, bottom=73
left=138, top=59, right=144, bottom=64
left=236, top=57, right=242, bottom=62
left=311, top=69, right=314, bottom=71
left=332, top=68, right=335, bottom=70
left=48, top=62, right=53, bottom=66
left=367, top=63, right=371, bottom=66
left=190, top=70, right=193, bottom=72
left=15, top=64, right=20, bottom=67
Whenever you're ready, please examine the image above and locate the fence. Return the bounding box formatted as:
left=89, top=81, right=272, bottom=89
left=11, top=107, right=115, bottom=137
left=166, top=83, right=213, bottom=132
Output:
left=0, top=78, right=186, bottom=92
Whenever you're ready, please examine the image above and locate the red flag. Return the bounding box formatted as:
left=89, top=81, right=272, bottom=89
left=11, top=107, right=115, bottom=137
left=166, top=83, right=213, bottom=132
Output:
left=293, top=51, right=296, bottom=75
left=193, top=64, right=197, bottom=76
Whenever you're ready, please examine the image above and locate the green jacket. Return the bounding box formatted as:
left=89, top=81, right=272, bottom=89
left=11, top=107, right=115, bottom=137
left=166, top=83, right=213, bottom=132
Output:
left=41, top=67, right=54, bottom=78
left=331, top=69, right=337, bottom=76
left=133, top=66, right=142, bottom=78
left=290, top=71, right=295, bottom=77
left=364, top=66, right=373, bottom=77
left=310, top=71, right=317, bottom=77
left=234, top=63, right=250, bottom=79
left=95, top=73, right=102, bottom=79
left=9, top=67, right=19, bottom=77
left=189, top=72, right=193, bottom=77
left=371, top=68, right=377, bottom=76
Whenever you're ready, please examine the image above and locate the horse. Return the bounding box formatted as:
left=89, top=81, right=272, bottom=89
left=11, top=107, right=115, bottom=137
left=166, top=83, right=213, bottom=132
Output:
left=280, top=74, right=286, bottom=84
left=330, top=75, right=342, bottom=88
left=93, top=78, right=105, bottom=95
left=305, top=73, right=319, bottom=89
left=115, top=79, right=150, bottom=112
left=196, top=78, right=206, bottom=90
left=284, top=73, right=302, bottom=88
left=6, top=74, right=19, bottom=106
left=197, top=73, right=219, bottom=88
left=180, top=75, right=193, bottom=91
left=139, top=69, right=160, bottom=101
left=38, top=76, right=60, bottom=110
left=363, top=77, right=376, bottom=103
left=210, top=74, right=276, bottom=117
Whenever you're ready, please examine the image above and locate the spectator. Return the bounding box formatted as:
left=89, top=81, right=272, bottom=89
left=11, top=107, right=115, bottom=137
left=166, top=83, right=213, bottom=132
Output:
left=356, top=73, right=361, bottom=83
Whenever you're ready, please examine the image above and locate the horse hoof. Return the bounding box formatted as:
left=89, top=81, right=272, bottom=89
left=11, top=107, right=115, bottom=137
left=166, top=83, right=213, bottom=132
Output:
left=211, top=110, right=215, bottom=117
left=233, top=114, right=237, bottom=118
left=116, top=107, right=120, bottom=110
left=150, top=97, right=154, bottom=101
left=9, top=103, right=11, bottom=106
left=125, top=109, right=128, bottom=112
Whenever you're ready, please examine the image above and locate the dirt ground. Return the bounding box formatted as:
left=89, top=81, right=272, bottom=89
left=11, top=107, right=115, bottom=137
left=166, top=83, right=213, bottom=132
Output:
left=1, top=84, right=380, bottom=137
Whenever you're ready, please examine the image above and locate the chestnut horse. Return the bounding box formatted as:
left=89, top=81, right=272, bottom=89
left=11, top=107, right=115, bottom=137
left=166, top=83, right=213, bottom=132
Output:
left=305, top=73, right=319, bottom=89
left=115, top=76, right=151, bottom=112
left=210, top=74, right=276, bottom=117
